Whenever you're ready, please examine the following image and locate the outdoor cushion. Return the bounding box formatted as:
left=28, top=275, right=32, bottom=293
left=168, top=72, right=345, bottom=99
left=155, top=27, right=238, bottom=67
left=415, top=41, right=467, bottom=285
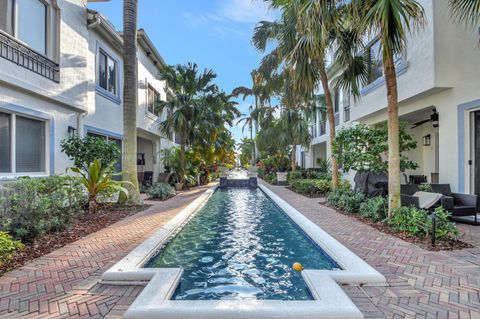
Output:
left=413, top=191, right=443, bottom=209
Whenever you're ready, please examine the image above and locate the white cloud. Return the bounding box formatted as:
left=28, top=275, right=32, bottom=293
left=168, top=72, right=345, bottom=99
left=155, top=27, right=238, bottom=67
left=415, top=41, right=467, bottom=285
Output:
left=217, top=0, right=277, bottom=24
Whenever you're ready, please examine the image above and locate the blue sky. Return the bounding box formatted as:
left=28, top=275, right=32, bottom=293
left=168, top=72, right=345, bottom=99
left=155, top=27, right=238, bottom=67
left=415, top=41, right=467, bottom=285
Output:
left=87, top=0, right=278, bottom=144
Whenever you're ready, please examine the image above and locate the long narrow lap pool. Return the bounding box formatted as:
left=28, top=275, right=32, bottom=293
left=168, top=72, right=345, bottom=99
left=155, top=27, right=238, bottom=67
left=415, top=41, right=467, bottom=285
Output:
left=145, top=188, right=339, bottom=301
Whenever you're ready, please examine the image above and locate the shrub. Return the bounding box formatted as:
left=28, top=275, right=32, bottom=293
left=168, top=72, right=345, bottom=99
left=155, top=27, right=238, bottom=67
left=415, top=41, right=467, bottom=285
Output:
left=0, top=231, right=24, bottom=267
left=61, top=135, right=120, bottom=171
left=387, top=206, right=459, bottom=239
left=287, top=171, right=304, bottom=185
left=147, top=183, right=176, bottom=200
left=418, top=184, right=432, bottom=192
left=0, top=176, right=87, bottom=242
left=359, top=197, right=387, bottom=222
left=327, top=189, right=365, bottom=213
left=290, top=179, right=338, bottom=196
left=388, top=206, right=431, bottom=237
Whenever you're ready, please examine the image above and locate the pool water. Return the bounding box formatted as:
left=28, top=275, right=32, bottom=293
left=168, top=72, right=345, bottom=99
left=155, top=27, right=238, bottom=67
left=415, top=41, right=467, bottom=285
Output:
left=146, top=188, right=339, bottom=300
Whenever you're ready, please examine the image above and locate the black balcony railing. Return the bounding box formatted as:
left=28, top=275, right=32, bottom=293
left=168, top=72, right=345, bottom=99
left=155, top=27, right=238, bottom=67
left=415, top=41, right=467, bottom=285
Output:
left=0, top=31, right=59, bottom=82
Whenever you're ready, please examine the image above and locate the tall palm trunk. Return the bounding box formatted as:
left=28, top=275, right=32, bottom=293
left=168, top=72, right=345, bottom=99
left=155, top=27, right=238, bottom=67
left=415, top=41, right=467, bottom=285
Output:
left=319, top=64, right=339, bottom=188
left=384, top=49, right=400, bottom=216
left=179, top=140, right=186, bottom=184
left=291, top=143, right=297, bottom=171
left=122, top=0, right=141, bottom=205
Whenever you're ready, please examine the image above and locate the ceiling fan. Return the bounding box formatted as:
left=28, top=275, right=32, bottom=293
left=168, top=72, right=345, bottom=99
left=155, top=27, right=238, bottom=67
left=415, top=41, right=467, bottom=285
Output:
left=411, top=108, right=438, bottom=129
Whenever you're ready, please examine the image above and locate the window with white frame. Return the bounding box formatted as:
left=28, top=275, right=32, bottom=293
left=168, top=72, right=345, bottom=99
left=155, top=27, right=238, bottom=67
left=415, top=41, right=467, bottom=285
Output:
left=98, top=49, right=118, bottom=96
left=147, top=85, right=161, bottom=116
left=0, top=111, right=46, bottom=174
left=0, top=0, right=51, bottom=55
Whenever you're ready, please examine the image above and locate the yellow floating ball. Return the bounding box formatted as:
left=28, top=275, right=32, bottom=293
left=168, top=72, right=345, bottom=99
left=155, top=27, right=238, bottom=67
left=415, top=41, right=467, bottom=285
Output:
left=292, top=262, right=304, bottom=271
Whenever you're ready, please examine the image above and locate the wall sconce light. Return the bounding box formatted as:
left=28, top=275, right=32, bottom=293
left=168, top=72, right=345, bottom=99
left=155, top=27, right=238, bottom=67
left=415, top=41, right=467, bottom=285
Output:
left=67, top=126, right=77, bottom=137
left=422, top=134, right=431, bottom=146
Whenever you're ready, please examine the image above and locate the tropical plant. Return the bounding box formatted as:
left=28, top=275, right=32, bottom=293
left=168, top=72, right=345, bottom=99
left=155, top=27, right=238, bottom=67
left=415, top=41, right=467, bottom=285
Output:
left=146, top=183, right=176, bottom=200
left=449, top=0, right=480, bottom=26
left=327, top=188, right=366, bottom=213
left=359, top=196, right=388, bottom=222
left=0, top=232, right=24, bottom=267
left=239, top=138, right=255, bottom=167
left=0, top=176, right=86, bottom=242
left=69, top=160, right=132, bottom=214
left=61, top=135, right=120, bottom=171
left=352, top=0, right=426, bottom=215
left=254, top=0, right=369, bottom=188
left=156, top=63, right=218, bottom=185
left=122, top=0, right=141, bottom=205
left=332, top=122, right=418, bottom=173
left=387, top=206, right=459, bottom=239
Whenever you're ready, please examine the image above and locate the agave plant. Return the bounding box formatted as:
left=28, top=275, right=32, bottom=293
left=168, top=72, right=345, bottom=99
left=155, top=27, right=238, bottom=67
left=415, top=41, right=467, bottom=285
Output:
left=69, top=159, right=133, bottom=214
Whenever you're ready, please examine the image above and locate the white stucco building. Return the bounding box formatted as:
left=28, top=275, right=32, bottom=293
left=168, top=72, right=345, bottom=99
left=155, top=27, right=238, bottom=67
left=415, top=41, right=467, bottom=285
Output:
left=298, top=0, right=480, bottom=194
left=0, top=0, right=177, bottom=183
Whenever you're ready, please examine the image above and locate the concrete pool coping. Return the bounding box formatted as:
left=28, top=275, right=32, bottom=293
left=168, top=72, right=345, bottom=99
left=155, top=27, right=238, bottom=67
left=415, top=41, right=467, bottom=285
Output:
left=101, top=183, right=386, bottom=318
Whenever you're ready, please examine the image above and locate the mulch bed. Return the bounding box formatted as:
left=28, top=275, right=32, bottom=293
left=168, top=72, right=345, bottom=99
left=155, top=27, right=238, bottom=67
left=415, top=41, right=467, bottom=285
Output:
left=319, top=199, right=473, bottom=251
left=0, top=204, right=150, bottom=276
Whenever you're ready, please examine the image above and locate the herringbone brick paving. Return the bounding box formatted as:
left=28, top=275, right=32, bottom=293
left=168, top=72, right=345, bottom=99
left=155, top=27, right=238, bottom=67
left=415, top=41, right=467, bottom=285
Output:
left=1, top=181, right=479, bottom=318
left=263, top=182, right=480, bottom=319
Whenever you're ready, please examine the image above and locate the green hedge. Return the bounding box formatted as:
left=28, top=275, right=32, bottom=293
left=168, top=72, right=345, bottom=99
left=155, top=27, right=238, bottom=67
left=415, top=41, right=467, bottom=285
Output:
left=326, top=189, right=460, bottom=240
left=0, top=176, right=87, bottom=242
left=146, top=183, right=176, bottom=200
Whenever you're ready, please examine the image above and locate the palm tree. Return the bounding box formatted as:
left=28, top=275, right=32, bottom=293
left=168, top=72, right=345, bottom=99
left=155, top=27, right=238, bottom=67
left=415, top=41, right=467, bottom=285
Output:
left=354, top=0, right=425, bottom=215
left=156, top=63, right=217, bottom=185
left=449, top=0, right=480, bottom=26
left=122, top=0, right=141, bottom=204
left=254, top=0, right=352, bottom=188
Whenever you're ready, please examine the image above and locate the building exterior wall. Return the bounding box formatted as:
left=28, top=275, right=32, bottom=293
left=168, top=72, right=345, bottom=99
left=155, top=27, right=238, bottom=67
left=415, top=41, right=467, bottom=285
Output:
left=0, top=0, right=175, bottom=182
left=300, top=0, right=480, bottom=194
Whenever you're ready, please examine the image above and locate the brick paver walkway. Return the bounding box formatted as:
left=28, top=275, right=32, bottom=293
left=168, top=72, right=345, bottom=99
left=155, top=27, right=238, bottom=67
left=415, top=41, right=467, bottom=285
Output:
left=1, top=182, right=479, bottom=318
left=262, top=182, right=480, bottom=319
left=0, top=185, right=212, bottom=318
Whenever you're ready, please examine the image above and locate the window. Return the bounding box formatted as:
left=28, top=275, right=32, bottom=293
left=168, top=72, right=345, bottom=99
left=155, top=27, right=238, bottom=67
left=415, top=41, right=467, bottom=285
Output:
left=0, top=0, right=14, bottom=35
left=17, top=0, right=47, bottom=54
left=0, top=111, right=47, bottom=174
left=334, top=88, right=340, bottom=126
left=366, top=39, right=383, bottom=85
left=0, top=0, right=48, bottom=55
left=364, top=38, right=403, bottom=86
left=98, top=49, right=118, bottom=96
left=147, top=85, right=161, bottom=116
left=0, top=113, right=11, bottom=172
left=16, top=116, right=45, bottom=172
left=343, top=90, right=350, bottom=122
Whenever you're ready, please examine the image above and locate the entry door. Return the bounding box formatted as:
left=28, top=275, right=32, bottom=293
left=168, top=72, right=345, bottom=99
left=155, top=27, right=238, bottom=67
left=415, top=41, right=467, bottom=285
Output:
left=474, top=111, right=480, bottom=195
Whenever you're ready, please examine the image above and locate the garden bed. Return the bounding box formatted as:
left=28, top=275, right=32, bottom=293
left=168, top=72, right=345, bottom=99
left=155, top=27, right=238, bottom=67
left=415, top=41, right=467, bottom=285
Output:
left=0, top=204, right=150, bottom=276
left=320, top=198, right=472, bottom=251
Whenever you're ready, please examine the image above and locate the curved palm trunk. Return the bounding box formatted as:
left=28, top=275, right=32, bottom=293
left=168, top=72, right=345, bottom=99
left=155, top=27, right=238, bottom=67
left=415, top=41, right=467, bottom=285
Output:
left=122, top=0, right=141, bottom=205
left=291, top=143, right=297, bottom=171
left=319, top=64, right=339, bottom=188
left=384, top=50, right=400, bottom=216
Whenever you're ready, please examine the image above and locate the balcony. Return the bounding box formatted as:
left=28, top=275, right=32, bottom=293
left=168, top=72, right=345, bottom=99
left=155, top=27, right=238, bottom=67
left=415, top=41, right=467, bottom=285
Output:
left=0, top=31, right=59, bottom=82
